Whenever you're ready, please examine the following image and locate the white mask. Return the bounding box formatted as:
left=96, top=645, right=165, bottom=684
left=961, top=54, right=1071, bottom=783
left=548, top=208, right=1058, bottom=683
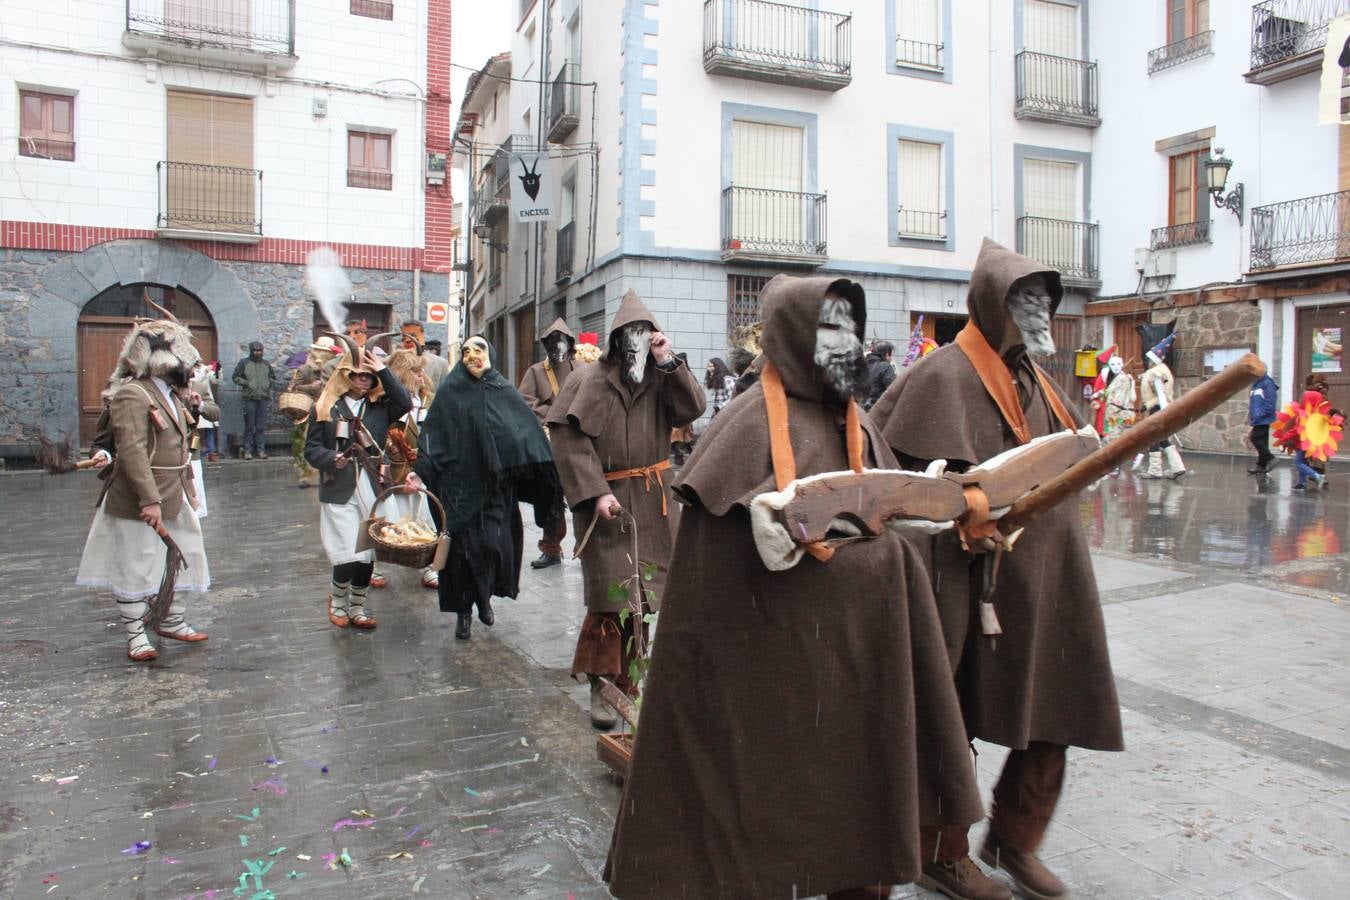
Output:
left=550, top=337, right=570, bottom=364
left=1006, top=275, right=1056, bottom=357
left=814, top=295, right=866, bottom=404
left=619, top=322, right=653, bottom=384
left=1108, top=356, right=1124, bottom=376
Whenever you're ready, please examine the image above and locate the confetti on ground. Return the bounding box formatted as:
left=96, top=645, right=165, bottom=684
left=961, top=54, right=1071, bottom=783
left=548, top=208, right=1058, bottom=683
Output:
left=235, top=808, right=261, bottom=822
left=286, top=871, right=305, bottom=880
left=54, top=776, right=78, bottom=785
left=530, top=864, right=552, bottom=878
left=264, top=755, right=278, bottom=766
left=46, top=887, right=57, bottom=895
left=331, top=818, right=376, bottom=833
left=402, top=825, right=422, bottom=840
left=160, top=857, right=182, bottom=865
left=386, top=851, right=413, bottom=860
left=295, top=854, right=311, bottom=862
left=141, top=812, right=153, bottom=819
left=267, top=847, right=286, bottom=856
left=252, top=778, right=287, bottom=797
left=411, top=875, right=427, bottom=893
left=338, top=849, right=354, bottom=868
left=351, top=808, right=376, bottom=818
left=120, top=840, right=152, bottom=856
left=320, top=766, right=329, bottom=774
left=460, top=825, right=487, bottom=832
left=208, top=757, right=218, bottom=771
left=175, top=771, right=196, bottom=778
left=319, top=724, right=336, bottom=734
left=487, top=827, right=502, bottom=834
left=322, top=853, right=338, bottom=871
left=463, top=787, right=480, bottom=797
left=520, top=737, right=529, bottom=747
left=390, top=805, right=407, bottom=818
left=239, top=835, right=249, bottom=847
left=185, top=733, right=201, bottom=743
left=418, top=839, right=432, bottom=849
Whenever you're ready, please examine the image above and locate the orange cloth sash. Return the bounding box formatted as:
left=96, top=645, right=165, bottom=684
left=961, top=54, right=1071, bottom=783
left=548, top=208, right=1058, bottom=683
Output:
left=605, top=458, right=673, bottom=516
left=761, top=362, right=864, bottom=562
left=954, top=321, right=1077, bottom=445
left=544, top=362, right=561, bottom=397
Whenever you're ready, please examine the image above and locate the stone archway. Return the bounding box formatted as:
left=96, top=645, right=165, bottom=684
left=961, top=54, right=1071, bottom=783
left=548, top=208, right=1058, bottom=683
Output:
left=24, top=240, right=258, bottom=444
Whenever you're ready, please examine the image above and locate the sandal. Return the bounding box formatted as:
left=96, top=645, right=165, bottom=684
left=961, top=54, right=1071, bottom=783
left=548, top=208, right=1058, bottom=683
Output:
left=327, top=594, right=349, bottom=628
left=128, top=645, right=158, bottom=662
left=349, top=611, right=378, bottom=630
left=156, top=626, right=208, bottom=643
left=369, top=573, right=388, bottom=590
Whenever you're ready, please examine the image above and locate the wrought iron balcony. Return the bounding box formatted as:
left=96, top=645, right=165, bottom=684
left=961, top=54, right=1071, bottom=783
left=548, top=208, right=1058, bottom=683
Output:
left=18, top=137, right=75, bottom=161
left=473, top=173, right=507, bottom=227
left=895, top=37, right=944, bottom=71
left=1246, top=0, right=1350, bottom=84
left=702, top=0, right=852, bottom=91
left=156, top=161, right=263, bottom=241
left=721, top=185, right=827, bottom=265
left=897, top=209, right=947, bottom=241
left=1015, top=216, right=1100, bottom=289
left=125, top=1, right=297, bottom=70
left=1150, top=220, right=1211, bottom=250
left=1250, top=189, right=1350, bottom=270
left=1148, top=30, right=1214, bottom=74
left=1014, top=51, right=1100, bottom=128
left=548, top=62, right=580, bottom=144
left=556, top=221, right=575, bottom=283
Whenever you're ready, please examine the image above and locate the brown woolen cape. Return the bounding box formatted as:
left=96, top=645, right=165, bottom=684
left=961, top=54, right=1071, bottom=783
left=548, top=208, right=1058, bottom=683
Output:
left=518, top=318, right=576, bottom=423
left=870, top=239, right=1124, bottom=753
left=605, top=274, right=983, bottom=899
left=545, top=291, right=706, bottom=612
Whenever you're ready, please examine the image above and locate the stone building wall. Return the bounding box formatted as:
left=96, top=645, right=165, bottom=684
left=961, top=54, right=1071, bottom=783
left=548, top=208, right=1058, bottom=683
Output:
left=0, top=241, right=444, bottom=457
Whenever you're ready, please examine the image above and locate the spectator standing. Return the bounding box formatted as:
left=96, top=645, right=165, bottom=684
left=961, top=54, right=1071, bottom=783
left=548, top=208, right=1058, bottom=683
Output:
left=863, top=341, right=896, bottom=410
left=190, top=361, right=220, bottom=462
left=232, top=341, right=276, bottom=459
left=703, top=357, right=734, bottom=416
left=1247, top=372, right=1278, bottom=475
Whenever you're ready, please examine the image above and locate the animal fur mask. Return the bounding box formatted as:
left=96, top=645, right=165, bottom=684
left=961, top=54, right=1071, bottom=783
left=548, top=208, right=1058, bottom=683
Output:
left=117, top=319, right=200, bottom=382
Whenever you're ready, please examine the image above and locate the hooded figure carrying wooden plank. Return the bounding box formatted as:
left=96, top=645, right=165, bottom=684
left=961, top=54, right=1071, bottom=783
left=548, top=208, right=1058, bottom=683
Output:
left=604, top=274, right=984, bottom=900
left=546, top=290, right=706, bottom=729
left=871, top=239, right=1124, bottom=900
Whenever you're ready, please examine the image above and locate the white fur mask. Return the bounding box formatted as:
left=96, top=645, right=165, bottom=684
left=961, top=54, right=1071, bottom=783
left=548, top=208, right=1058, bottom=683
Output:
left=1108, top=356, right=1124, bottom=376
left=1007, top=276, right=1056, bottom=357
left=814, top=296, right=865, bottom=403
left=550, top=336, right=570, bottom=365
left=619, top=322, right=653, bottom=384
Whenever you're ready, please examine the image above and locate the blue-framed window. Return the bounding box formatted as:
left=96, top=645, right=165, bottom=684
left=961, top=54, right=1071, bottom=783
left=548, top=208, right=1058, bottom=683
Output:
left=887, top=0, right=952, bottom=83
left=888, top=124, right=955, bottom=251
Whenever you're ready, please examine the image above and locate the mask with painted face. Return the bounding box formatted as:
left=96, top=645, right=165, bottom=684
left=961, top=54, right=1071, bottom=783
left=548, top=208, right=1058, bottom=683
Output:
left=619, top=322, right=653, bottom=384
left=1006, top=275, right=1057, bottom=357
left=1108, top=356, right=1124, bottom=376
left=461, top=337, right=491, bottom=378
left=549, top=336, right=570, bottom=365
left=813, top=295, right=869, bottom=406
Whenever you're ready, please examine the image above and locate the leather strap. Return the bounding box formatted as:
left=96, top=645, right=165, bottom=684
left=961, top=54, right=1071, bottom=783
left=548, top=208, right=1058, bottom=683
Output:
left=545, top=362, right=561, bottom=398
left=761, top=362, right=865, bottom=563
left=955, top=322, right=1076, bottom=445
left=604, top=459, right=673, bottom=516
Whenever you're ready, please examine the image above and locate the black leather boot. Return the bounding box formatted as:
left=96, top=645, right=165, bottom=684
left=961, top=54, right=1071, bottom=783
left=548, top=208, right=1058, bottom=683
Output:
left=455, top=613, right=472, bottom=640
left=478, top=598, right=495, bottom=626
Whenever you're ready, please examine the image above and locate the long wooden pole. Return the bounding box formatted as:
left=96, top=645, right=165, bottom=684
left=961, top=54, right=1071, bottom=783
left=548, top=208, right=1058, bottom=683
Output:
left=1000, top=353, right=1266, bottom=532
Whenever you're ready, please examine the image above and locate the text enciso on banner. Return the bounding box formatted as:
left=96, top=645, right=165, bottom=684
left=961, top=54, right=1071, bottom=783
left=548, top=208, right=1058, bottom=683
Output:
left=510, top=151, right=557, bottom=223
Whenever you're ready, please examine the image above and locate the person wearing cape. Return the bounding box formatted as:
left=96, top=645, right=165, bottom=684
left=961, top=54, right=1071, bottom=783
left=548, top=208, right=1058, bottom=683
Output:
left=604, top=274, right=983, bottom=900
left=407, top=336, right=565, bottom=640
left=518, top=318, right=579, bottom=569
left=870, top=239, right=1123, bottom=900
left=545, top=290, right=706, bottom=729
left=76, top=309, right=213, bottom=662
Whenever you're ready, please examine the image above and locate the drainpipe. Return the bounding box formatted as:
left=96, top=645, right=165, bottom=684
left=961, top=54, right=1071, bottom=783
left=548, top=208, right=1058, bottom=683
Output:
left=988, top=0, right=1000, bottom=241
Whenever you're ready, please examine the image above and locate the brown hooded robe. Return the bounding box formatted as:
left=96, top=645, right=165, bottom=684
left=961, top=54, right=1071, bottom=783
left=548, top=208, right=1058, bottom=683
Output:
left=604, top=275, right=983, bottom=899
left=518, top=317, right=577, bottom=423
left=870, top=239, right=1123, bottom=753
left=545, top=291, right=705, bottom=612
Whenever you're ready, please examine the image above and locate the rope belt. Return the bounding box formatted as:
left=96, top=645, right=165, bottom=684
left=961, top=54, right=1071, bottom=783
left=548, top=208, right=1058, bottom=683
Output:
left=604, top=459, right=673, bottom=516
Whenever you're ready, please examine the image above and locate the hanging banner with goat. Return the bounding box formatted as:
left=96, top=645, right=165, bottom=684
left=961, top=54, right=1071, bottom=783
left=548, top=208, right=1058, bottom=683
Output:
left=510, top=151, right=556, bottom=223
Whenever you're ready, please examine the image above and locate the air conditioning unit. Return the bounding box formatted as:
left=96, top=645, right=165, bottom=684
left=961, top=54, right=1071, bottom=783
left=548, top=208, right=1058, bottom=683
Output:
left=1133, top=248, right=1177, bottom=278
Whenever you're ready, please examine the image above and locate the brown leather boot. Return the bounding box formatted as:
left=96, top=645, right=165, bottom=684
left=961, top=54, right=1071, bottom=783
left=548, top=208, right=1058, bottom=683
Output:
left=980, top=832, right=1066, bottom=900
left=917, top=857, right=1012, bottom=900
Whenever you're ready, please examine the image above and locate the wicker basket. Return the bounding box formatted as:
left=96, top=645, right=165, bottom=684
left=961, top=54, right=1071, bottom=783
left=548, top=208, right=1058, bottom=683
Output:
left=279, top=391, right=314, bottom=422
left=367, top=485, right=447, bottom=569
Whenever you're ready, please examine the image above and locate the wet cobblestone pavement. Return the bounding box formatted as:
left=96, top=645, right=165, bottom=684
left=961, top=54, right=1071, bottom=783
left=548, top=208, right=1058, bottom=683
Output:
left=1, top=455, right=1347, bottom=899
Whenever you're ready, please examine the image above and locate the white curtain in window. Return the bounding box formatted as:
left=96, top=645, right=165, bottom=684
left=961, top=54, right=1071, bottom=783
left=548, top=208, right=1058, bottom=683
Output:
left=1023, top=157, right=1081, bottom=268
left=1023, top=0, right=1079, bottom=57
left=731, top=120, right=806, bottom=246
left=896, top=0, right=940, bottom=44
left=898, top=139, right=943, bottom=238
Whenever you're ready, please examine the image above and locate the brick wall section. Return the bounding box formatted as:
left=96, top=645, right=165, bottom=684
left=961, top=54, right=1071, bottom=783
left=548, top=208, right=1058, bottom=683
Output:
left=423, top=0, right=454, bottom=273
left=1, top=221, right=424, bottom=271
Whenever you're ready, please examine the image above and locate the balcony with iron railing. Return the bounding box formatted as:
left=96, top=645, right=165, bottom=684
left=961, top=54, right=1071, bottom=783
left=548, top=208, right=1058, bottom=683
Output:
left=1246, top=0, right=1350, bottom=84
left=1250, top=190, right=1350, bottom=271
left=1016, top=216, right=1100, bottom=290
left=897, top=208, right=947, bottom=242
left=1148, top=30, right=1214, bottom=74
left=556, top=221, right=575, bottom=283
left=473, top=170, right=508, bottom=227
left=702, top=0, right=852, bottom=91
left=125, top=0, right=297, bottom=71
left=156, top=160, right=263, bottom=242
left=895, top=37, right=944, bottom=72
left=1150, top=219, right=1211, bottom=250
left=721, top=185, right=827, bottom=265
left=1014, top=51, right=1100, bottom=128
left=548, top=62, right=580, bottom=144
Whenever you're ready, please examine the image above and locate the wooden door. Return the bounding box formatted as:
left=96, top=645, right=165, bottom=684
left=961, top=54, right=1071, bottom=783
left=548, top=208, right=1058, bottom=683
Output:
left=1113, top=312, right=1149, bottom=374
left=77, top=322, right=130, bottom=444
left=513, top=305, right=536, bottom=386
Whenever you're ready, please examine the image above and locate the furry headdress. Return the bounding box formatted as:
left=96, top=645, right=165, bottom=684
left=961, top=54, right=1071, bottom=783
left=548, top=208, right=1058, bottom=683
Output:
left=385, top=346, right=432, bottom=404
left=116, top=300, right=200, bottom=380
left=315, top=332, right=398, bottom=421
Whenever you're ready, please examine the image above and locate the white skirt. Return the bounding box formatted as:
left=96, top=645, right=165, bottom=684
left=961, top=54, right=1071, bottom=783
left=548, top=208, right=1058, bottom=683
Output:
left=190, top=458, right=208, bottom=519
left=76, top=494, right=211, bottom=600
left=320, top=470, right=378, bottom=566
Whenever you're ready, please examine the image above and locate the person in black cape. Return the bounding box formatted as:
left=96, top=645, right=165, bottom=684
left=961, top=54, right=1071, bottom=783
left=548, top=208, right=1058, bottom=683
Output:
left=407, top=336, right=564, bottom=639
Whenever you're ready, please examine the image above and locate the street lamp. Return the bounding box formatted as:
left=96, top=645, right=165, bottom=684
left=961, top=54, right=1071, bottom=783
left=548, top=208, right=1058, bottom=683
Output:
left=1204, top=148, right=1244, bottom=222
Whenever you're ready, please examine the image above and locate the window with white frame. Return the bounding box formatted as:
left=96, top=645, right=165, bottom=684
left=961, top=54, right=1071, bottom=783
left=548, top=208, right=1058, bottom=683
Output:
left=895, top=0, right=943, bottom=70
left=897, top=138, right=945, bottom=239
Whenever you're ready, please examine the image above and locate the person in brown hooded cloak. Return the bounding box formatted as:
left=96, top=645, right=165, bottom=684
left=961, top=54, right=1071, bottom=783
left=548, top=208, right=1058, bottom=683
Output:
left=545, top=290, right=705, bottom=728
left=870, top=239, right=1124, bottom=900
left=518, top=317, right=578, bottom=569
left=604, top=274, right=983, bottom=900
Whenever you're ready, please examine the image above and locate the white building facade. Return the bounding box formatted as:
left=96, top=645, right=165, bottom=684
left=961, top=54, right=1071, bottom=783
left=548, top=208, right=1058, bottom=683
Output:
left=0, top=0, right=455, bottom=455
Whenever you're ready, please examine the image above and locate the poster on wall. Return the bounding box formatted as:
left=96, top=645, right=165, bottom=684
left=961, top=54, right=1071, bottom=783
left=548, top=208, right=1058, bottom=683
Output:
left=1312, top=326, right=1343, bottom=373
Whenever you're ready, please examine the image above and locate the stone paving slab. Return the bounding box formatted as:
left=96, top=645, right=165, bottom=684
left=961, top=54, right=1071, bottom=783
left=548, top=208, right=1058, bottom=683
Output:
left=1, top=458, right=1348, bottom=899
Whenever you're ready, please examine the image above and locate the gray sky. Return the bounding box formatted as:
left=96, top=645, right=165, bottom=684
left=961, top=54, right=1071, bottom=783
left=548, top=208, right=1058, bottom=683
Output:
left=451, top=2, right=514, bottom=125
